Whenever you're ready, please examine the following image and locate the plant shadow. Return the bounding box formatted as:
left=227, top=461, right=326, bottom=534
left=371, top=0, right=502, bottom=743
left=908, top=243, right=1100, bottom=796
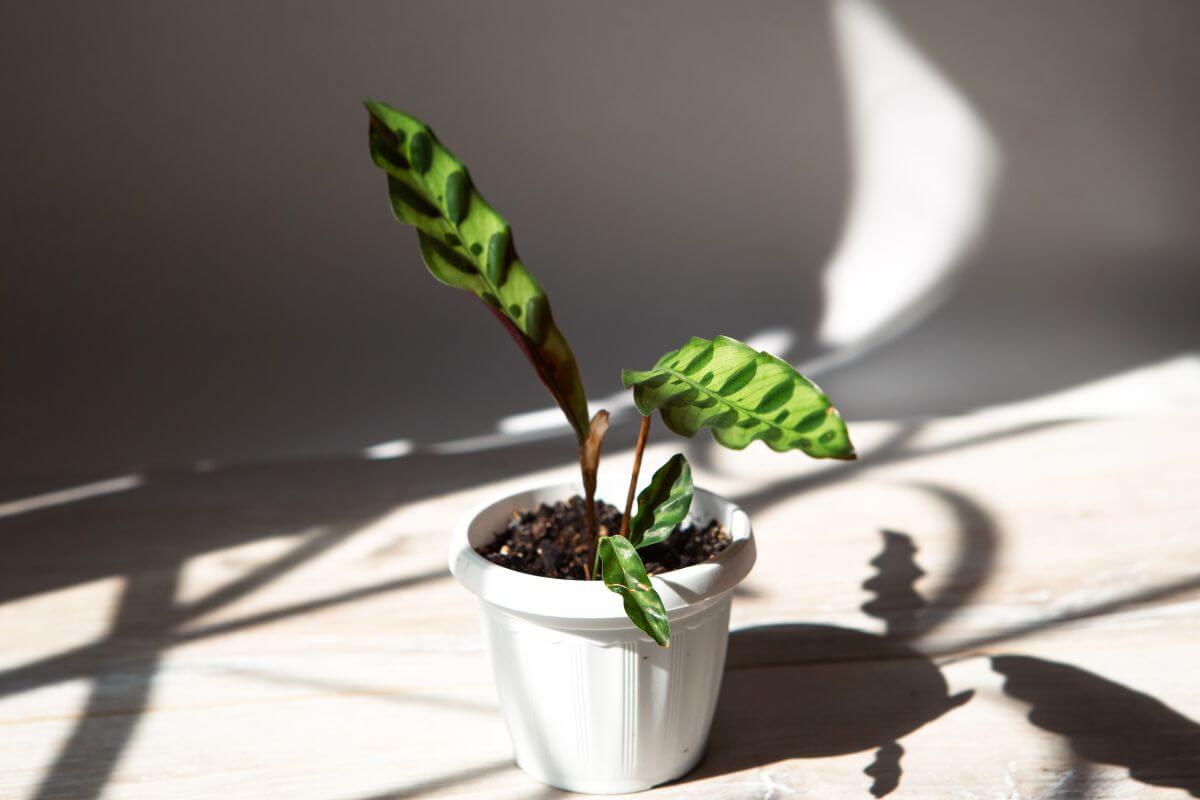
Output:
left=993, top=655, right=1200, bottom=797
left=683, top=528, right=973, bottom=797
left=691, top=624, right=970, bottom=797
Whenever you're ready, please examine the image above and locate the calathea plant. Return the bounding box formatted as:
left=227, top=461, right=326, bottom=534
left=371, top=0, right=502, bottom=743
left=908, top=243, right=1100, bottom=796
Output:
left=365, top=101, right=854, bottom=647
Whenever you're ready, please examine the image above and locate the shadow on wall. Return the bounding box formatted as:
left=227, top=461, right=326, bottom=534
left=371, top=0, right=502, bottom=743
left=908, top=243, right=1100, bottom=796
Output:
left=993, top=656, right=1200, bottom=798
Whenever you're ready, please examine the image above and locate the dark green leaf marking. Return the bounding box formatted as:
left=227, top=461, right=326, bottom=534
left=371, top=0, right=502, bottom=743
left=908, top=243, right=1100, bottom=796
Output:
left=525, top=294, right=548, bottom=343
left=409, top=131, right=432, bottom=173
left=375, top=143, right=410, bottom=172
left=684, top=341, right=715, bottom=373
left=419, top=232, right=477, bottom=277
left=755, top=380, right=794, bottom=413
left=445, top=170, right=470, bottom=223
left=487, top=230, right=511, bottom=286
left=796, top=408, right=828, bottom=432
left=719, top=361, right=758, bottom=395
left=386, top=176, right=439, bottom=219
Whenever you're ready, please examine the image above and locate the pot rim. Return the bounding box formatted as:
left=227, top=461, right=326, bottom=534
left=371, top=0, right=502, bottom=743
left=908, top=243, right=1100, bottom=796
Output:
left=448, top=479, right=756, bottom=625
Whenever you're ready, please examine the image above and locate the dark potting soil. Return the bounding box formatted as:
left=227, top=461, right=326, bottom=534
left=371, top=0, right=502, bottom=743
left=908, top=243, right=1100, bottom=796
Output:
left=477, top=495, right=731, bottom=580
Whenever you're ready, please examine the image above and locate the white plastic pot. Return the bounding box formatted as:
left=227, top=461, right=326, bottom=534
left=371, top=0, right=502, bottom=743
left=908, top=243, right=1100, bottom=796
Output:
left=449, top=481, right=756, bottom=794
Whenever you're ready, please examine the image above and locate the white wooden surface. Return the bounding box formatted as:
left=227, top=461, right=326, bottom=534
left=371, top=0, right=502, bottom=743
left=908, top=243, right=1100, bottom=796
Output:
left=2, top=411, right=1198, bottom=799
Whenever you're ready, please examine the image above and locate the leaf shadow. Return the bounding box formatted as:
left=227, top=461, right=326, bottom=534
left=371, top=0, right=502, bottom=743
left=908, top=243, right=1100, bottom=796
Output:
left=689, top=622, right=971, bottom=795
left=677, top=464, right=1007, bottom=795
left=682, top=525, right=975, bottom=796
left=993, top=655, right=1200, bottom=797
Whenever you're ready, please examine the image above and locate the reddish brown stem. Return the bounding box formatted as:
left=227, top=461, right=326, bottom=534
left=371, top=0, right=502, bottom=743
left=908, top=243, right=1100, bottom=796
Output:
left=618, top=414, right=653, bottom=539
left=582, top=494, right=595, bottom=581
left=579, top=410, right=610, bottom=581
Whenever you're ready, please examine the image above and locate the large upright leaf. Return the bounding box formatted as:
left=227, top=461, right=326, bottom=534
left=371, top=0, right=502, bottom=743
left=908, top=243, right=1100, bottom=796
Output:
left=622, top=335, right=856, bottom=459
left=598, top=535, right=670, bottom=647
left=365, top=100, right=590, bottom=442
left=628, top=453, right=693, bottom=549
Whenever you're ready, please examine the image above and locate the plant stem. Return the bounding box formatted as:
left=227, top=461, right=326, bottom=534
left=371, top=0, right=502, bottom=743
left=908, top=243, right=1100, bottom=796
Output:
left=582, top=488, right=595, bottom=581
left=618, top=414, right=653, bottom=540
left=578, top=410, right=610, bottom=581
left=583, top=480, right=597, bottom=565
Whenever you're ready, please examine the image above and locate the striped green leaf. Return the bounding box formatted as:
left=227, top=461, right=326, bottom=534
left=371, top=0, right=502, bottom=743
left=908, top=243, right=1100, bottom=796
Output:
left=598, top=535, right=670, bottom=646
left=365, top=100, right=590, bottom=442
left=622, top=335, right=856, bottom=459
left=629, top=454, right=693, bottom=549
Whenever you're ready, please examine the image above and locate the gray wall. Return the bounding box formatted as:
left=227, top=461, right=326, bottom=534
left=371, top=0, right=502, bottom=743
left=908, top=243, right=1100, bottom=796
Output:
left=4, top=1, right=1198, bottom=477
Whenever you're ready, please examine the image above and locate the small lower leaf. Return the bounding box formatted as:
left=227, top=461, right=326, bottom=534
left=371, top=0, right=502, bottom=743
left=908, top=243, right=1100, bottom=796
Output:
left=599, top=535, right=670, bottom=647
left=629, top=453, right=693, bottom=549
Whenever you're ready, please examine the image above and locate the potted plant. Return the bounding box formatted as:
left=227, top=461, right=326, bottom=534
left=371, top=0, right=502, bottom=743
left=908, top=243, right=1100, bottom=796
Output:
left=365, top=101, right=855, bottom=793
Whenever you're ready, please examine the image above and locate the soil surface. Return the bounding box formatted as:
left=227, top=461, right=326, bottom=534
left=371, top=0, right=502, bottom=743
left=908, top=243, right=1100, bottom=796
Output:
left=477, top=495, right=731, bottom=580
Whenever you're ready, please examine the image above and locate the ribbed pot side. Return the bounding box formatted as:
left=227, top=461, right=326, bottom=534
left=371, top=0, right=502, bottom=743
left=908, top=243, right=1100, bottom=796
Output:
left=450, top=482, right=756, bottom=794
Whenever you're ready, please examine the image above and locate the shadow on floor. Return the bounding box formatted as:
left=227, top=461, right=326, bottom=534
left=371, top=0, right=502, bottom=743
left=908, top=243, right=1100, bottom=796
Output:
left=2, top=418, right=996, bottom=800
left=685, top=527, right=974, bottom=797
left=693, top=623, right=971, bottom=796
left=993, top=655, right=1200, bottom=797
left=0, top=437, right=584, bottom=800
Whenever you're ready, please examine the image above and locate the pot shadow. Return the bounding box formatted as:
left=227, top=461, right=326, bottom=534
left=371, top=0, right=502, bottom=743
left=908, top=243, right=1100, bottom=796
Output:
left=993, top=655, right=1200, bottom=797
left=685, top=530, right=972, bottom=797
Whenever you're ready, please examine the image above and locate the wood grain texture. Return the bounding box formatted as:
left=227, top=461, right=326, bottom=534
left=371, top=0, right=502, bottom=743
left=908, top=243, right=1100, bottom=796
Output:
left=1, top=411, right=1198, bottom=799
